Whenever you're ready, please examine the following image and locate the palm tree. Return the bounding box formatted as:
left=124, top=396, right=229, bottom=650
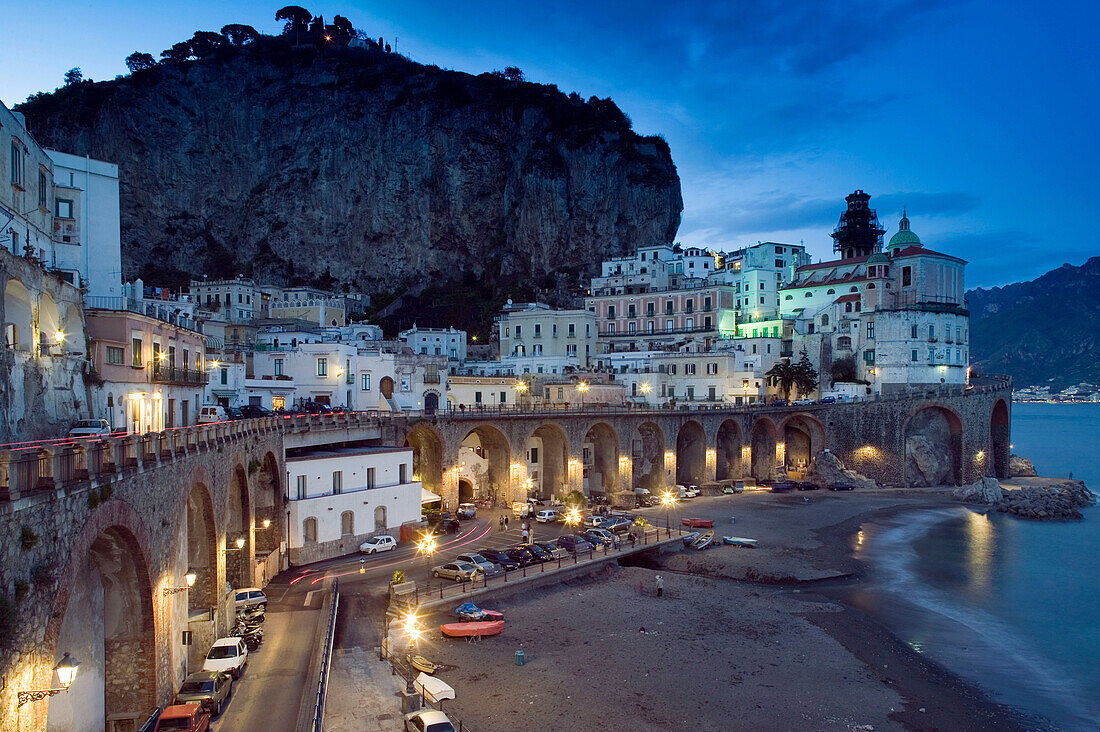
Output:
left=767, top=359, right=798, bottom=401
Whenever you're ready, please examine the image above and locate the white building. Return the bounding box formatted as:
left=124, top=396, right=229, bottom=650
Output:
left=286, top=446, right=422, bottom=565
left=46, top=150, right=123, bottom=299
left=496, top=301, right=597, bottom=372
left=612, top=351, right=767, bottom=406
left=399, top=325, right=467, bottom=362
left=190, top=276, right=257, bottom=322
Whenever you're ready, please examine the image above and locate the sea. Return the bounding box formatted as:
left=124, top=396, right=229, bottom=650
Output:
left=853, top=403, right=1100, bottom=731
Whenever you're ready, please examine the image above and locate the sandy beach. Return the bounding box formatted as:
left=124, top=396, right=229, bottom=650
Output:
left=416, top=489, right=1037, bottom=731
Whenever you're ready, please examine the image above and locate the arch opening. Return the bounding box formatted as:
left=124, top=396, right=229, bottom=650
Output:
left=582, top=422, right=619, bottom=497
left=675, top=421, right=706, bottom=486
left=254, top=452, right=283, bottom=556
left=48, top=525, right=156, bottom=731
left=459, top=426, right=511, bottom=504
left=226, top=466, right=252, bottom=589
left=406, top=426, right=444, bottom=497
left=991, top=399, right=1010, bottom=479
left=905, top=406, right=963, bottom=486
left=4, top=278, right=33, bottom=350
left=750, top=418, right=778, bottom=483
left=631, top=421, right=666, bottom=493
left=781, top=415, right=826, bottom=477
left=527, top=424, right=569, bottom=500
left=458, top=478, right=475, bottom=503
left=716, top=420, right=743, bottom=481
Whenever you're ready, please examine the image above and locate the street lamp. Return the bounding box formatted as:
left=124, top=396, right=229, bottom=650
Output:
left=164, top=568, right=198, bottom=596
left=53, top=330, right=65, bottom=345
left=18, top=653, right=80, bottom=705
left=577, top=381, right=589, bottom=408
left=516, top=380, right=528, bottom=393
left=262, top=518, right=272, bottom=529
left=416, top=535, right=437, bottom=578
left=565, top=508, right=582, bottom=555
left=661, top=491, right=678, bottom=535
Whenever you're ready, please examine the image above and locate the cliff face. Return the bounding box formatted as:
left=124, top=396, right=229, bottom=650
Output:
left=17, top=41, right=682, bottom=330
left=966, top=256, right=1100, bottom=388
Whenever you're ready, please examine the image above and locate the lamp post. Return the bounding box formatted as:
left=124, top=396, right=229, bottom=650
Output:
left=18, top=653, right=80, bottom=705
left=565, top=508, right=582, bottom=557
left=416, top=535, right=437, bottom=582
left=163, top=568, right=198, bottom=596
left=577, top=381, right=589, bottom=409
left=661, top=491, right=678, bottom=537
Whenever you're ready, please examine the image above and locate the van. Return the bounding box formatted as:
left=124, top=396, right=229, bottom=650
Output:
left=512, top=502, right=533, bottom=518
left=197, top=405, right=227, bottom=424
left=535, top=509, right=559, bottom=523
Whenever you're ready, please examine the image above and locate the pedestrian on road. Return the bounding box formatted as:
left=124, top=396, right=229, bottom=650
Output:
left=522, top=528, right=529, bottom=544
left=629, top=533, right=636, bottom=549
left=505, top=515, right=510, bottom=529
left=499, top=515, right=504, bottom=531
left=656, top=575, right=664, bottom=597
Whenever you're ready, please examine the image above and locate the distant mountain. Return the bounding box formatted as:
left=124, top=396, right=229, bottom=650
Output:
left=967, top=256, right=1100, bottom=389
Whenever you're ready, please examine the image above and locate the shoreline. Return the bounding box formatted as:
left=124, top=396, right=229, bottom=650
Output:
left=415, top=489, right=1067, bottom=731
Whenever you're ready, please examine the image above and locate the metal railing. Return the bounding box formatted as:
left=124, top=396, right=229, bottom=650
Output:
left=150, top=363, right=208, bottom=386
left=304, top=578, right=339, bottom=732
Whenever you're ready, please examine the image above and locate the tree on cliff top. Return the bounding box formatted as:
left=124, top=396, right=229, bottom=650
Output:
left=125, top=53, right=156, bottom=73
left=276, top=6, right=312, bottom=35
left=189, top=31, right=228, bottom=58
left=160, top=41, right=193, bottom=64
left=221, top=24, right=260, bottom=46
left=63, top=68, right=83, bottom=86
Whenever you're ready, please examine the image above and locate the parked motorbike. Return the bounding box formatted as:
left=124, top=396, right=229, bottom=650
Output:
left=236, top=606, right=265, bottom=623
left=231, top=622, right=263, bottom=650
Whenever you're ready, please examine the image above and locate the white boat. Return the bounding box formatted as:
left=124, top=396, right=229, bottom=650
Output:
left=723, top=536, right=758, bottom=548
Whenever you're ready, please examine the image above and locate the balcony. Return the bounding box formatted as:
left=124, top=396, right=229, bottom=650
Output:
left=150, top=363, right=208, bottom=386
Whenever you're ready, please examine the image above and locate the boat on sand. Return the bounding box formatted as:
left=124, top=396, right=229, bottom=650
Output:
left=691, top=530, right=715, bottom=550
left=723, top=536, right=758, bottom=548
left=408, top=654, right=437, bottom=674
left=440, top=620, right=504, bottom=638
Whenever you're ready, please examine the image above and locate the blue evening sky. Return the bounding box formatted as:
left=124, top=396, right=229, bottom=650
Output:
left=2, top=1, right=1096, bottom=288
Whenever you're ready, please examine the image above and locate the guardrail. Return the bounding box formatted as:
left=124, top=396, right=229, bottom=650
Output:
left=297, top=577, right=339, bottom=732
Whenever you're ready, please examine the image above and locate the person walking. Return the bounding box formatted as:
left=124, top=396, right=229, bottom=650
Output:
left=499, top=515, right=505, bottom=531
left=656, top=575, right=664, bottom=597
left=629, top=533, right=636, bottom=549
left=522, top=527, right=530, bottom=544
left=504, top=515, right=510, bottom=530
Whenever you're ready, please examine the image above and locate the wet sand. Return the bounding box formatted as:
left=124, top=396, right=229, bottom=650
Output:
left=417, top=489, right=1035, bottom=731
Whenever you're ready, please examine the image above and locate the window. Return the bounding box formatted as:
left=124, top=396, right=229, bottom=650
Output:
left=826, top=289, right=835, bottom=295
left=627, top=322, right=636, bottom=334
left=515, top=325, right=522, bottom=337
left=928, top=348, right=936, bottom=363
left=38, top=170, right=47, bottom=208
left=106, top=346, right=124, bottom=364
left=685, top=363, right=696, bottom=375
left=864, top=350, right=876, bottom=365
left=929, top=325, right=935, bottom=339
left=220, top=368, right=228, bottom=385
left=500, top=391, right=507, bottom=403
left=628, top=304, right=636, bottom=317
left=707, top=362, right=718, bottom=375
left=666, top=301, right=674, bottom=315
left=332, top=471, right=343, bottom=495
left=686, top=317, right=693, bottom=330
left=703, top=296, right=712, bottom=311
left=902, top=266, right=912, bottom=286
left=303, top=518, right=317, bottom=543
left=366, top=467, right=376, bottom=489
left=361, top=373, right=371, bottom=390
left=568, top=323, right=576, bottom=337
left=646, top=303, right=655, bottom=316
left=785, top=295, right=793, bottom=301
left=316, top=358, right=327, bottom=376
left=131, top=338, right=143, bottom=366
left=341, top=511, right=354, bottom=536
left=665, top=319, right=673, bottom=330
left=669, top=364, right=677, bottom=375
left=274, top=358, right=283, bottom=376
left=911, top=324, right=918, bottom=339
left=821, top=314, right=829, bottom=326
left=400, top=463, right=408, bottom=483
left=297, top=475, right=307, bottom=499
left=686, top=298, right=694, bottom=313
left=567, top=343, right=577, bottom=356
left=475, top=391, right=482, bottom=404
left=534, top=324, right=541, bottom=337
left=607, top=305, right=616, bottom=319
left=9, top=141, right=24, bottom=187
left=867, top=322, right=875, bottom=339
left=911, top=349, right=919, bottom=362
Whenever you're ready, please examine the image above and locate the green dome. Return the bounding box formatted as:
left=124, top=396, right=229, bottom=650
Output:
left=866, top=251, right=889, bottom=264
left=887, top=209, right=921, bottom=250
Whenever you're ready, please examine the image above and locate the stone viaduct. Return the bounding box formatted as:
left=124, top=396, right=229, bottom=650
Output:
left=0, top=377, right=1010, bottom=731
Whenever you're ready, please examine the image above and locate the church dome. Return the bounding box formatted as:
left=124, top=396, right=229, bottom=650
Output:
left=887, top=209, right=921, bottom=250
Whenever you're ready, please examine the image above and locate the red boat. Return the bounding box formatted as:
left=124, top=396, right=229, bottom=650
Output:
left=681, top=517, right=713, bottom=528
left=440, top=621, right=504, bottom=638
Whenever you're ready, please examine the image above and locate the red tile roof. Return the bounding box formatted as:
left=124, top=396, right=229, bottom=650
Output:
left=834, top=293, right=862, bottom=303
left=796, top=255, right=869, bottom=271
left=891, top=246, right=967, bottom=263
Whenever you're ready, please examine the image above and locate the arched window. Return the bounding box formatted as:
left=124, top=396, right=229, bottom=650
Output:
left=303, top=517, right=318, bottom=543
left=826, top=289, right=835, bottom=295
left=804, top=292, right=813, bottom=298
left=849, top=286, right=858, bottom=293
left=820, top=314, right=829, bottom=326
left=784, top=295, right=793, bottom=301
left=837, top=336, right=852, bottom=350
left=845, top=302, right=853, bottom=313
left=374, top=505, right=387, bottom=531
left=341, top=511, right=354, bottom=536
left=867, top=283, right=876, bottom=289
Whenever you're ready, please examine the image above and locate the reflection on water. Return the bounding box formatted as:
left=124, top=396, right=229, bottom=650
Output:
left=964, top=510, right=994, bottom=600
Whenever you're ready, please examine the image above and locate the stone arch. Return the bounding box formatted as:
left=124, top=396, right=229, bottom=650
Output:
left=582, top=422, right=620, bottom=497
left=990, top=398, right=1010, bottom=479
left=38, top=291, right=60, bottom=353
left=184, top=483, right=218, bottom=613
left=374, top=505, right=387, bottom=531
left=62, top=303, right=83, bottom=351
left=423, top=391, right=440, bottom=414
left=254, top=452, right=283, bottom=556
left=406, top=424, right=444, bottom=497
left=779, top=414, right=826, bottom=476
left=303, top=517, right=318, bottom=543
left=631, top=421, right=666, bottom=493
left=459, top=425, right=511, bottom=503
left=527, top=423, right=569, bottom=500
left=716, top=419, right=743, bottom=481
left=749, top=417, right=778, bottom=482
left=4, top=277, right=33, bottom=350
left=225, top=464, right=252, bottom=588
left=675, top=420, right=706, bottom=485
left=340, top=510, right=354, bottom=536
left=458, top=478, right=475, bottom=503
left=904, top=405, right=963, bottom=486
left=44, top=500, right=157, bottom=731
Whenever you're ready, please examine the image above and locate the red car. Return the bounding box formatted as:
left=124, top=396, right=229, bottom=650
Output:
left=154, top=704, right=211, bottom=732
left=681, top=517, right=713, bottom=528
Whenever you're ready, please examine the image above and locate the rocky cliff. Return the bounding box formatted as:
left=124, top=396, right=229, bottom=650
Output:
left=966, top=256, right=1100, bottom=389
left=17, top=39, right=682, bottom=333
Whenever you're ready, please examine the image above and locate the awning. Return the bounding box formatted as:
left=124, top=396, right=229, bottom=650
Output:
left=415, top=673, right=455, bottom=705
left=421, top=488, right=442, bottom=505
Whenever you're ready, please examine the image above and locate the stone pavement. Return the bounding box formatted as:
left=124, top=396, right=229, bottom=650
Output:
left=324, top=645, right=405, bottom=731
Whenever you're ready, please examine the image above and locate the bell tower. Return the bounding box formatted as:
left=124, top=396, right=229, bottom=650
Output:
left=831, top=190, right=885, bottom=259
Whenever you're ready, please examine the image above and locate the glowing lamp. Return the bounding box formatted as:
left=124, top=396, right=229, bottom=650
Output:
left=54, top=330, right=65, bottom=344
left=54, top=654, right=79, bottom=690
left=184, top=568, right=197, bottom=587
left=262, top=518, right=272, bottom=529
left=235, top=536, right=246, bottom=550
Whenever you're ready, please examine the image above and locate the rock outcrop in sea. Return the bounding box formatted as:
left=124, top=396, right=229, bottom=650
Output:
left=1008, top=454, right=1038, bottom=477
left=953, top=476, right=1096, bottom=520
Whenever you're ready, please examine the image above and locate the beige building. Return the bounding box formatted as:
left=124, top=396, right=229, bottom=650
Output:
left=496, top=301, right=597, bottom=373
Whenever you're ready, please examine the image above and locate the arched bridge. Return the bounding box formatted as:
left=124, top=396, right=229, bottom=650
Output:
left=0, top=377, right=1011, bottom=730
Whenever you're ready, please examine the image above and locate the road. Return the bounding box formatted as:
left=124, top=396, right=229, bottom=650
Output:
left=213, top=512, right=588, bottom=731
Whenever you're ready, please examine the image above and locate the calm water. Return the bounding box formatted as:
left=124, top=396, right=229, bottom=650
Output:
left=856, top=403, right=1100, bottom=731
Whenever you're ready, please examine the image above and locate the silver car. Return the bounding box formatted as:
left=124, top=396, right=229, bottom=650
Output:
left=431, top=561, right=482, bottom=582
left=455, top=552, right=502, bottom=577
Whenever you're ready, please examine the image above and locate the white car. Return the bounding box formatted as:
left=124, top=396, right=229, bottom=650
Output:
left=404, top=709, right=457, bottom=732
left=233, top=587, right=267, bottom=612
left=359, top=535, right=397, bottom=554
left=67, top=419, right=112, bottom=437
left=202, top=637, right=248, bottom=679
left=198, top=405, right=227, bottom=424
left=793, top=398, right=815, bottom=405
left=431, top=561, right=482, bottom=582
left=535, top=509, right=559, bottom=523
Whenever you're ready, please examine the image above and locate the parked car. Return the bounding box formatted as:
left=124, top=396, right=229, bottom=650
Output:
left=429, top=517, right=460, bottom=534
left=681, top=517, right=714, bottom=528
left=431, top=561, right=482, bottom=582
left=197, top=405, right=227, bottom=424
left=534, top=541, right=569, bottom=561
left=154, top=704, right=211, bottom=732
left=238, top=404, right=274, bottom=419
left=477, top=548, right=519, bottom=571
left=556, top=535, right=595, bottom=554
left=584, top=528, right=620, bottom=548
left=66, top=419, right=112, bottom=438
left=828, top=482, right=856, bottom=491
left=603, top=518, right=633, bottom=534
left=233, top=588, right=267, bottom=612
left=793, top=398, right=815, bottom=405
left=175, top=671, right=232, bottom=717
left=358, top=535, right=397, bottom=554
left=299, top=401, right=332, bottom=414
left=818, top=396, right=836, bottom=404
left=535, top=509, right=560, bottom=523
left=404, top=708, right=458, bottom=732
left=456, top=503, right=477, bottom=519
left=202, top=638, right=248, bottom=679
left=505, top=547, right=536, bottom=567
left=225, top=407, right=244, bottom=421
left=797, top=482, right=820, bottom=491
left=772, top=399, right=789, bottom=407
left=523, top=543, right=553, bottom=562
left=584, top=515, right=611, bottom=528
left=771, top=481, right=799, bottom=493
left=455, top=553, right=501, bottom=576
